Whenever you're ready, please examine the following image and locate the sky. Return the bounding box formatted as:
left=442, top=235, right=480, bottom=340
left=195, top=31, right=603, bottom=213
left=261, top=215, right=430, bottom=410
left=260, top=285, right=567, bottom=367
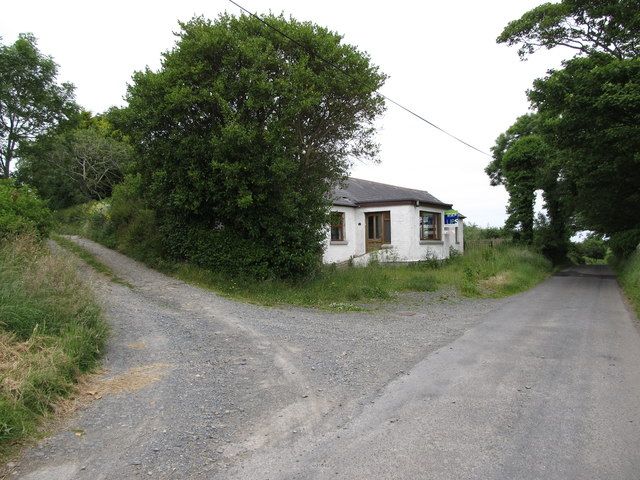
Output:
left=2, top=0, right=569, bottom=227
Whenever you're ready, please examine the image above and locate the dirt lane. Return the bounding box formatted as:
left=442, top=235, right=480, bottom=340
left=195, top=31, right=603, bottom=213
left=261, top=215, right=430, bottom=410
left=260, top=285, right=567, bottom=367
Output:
left=9, top=237, right=497, bottom=479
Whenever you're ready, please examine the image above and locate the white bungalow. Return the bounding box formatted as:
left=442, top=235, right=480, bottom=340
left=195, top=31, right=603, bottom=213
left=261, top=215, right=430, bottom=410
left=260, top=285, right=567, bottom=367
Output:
left=323, top=178, right=464, bottom=265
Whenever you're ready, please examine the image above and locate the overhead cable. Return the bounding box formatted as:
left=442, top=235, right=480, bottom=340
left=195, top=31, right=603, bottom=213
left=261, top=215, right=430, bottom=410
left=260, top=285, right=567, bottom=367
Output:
left=228, top=0, right=491, bottom=157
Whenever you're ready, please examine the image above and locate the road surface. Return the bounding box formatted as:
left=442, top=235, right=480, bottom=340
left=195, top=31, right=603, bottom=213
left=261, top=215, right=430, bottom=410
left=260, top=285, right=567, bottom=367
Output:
left=9, top=243, right=640, bottom=479
left=237, top=265, right=640, bottom=480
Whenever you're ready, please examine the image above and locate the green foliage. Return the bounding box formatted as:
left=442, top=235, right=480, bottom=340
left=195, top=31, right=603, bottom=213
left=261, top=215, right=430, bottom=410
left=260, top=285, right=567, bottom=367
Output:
left=609, top=229, right=640, bottom=258
left=463, top=223, right=509, bottom=241
left=51, top=202, right=91, bottom=234
left=17, top=112, right=131, bottom=209
left=53, top=176, right=163, bottom=266
left=502, top=135, right=548, bottom=243
left=113, top=13, right=387, bottom=280
left=50, top=200, right=116, bottom=247
left=529, top=54, right=640, bottom=239
left=569, top=233, right=609, bottom=264
left=0, top=235, right=107, bottom=456
left=497, top=0, right=640, bottom=59
left=0, top=179, right=52, bottom=238
left=171, top=244, right=552, bottom=308
left=79, top=200, right=116, bottom=248
left=107, top=174, right=163, bottom=263
left=615, top=248, right=640, bottom=317
left=496, top=3, right=639, bottom=262
left=488, top=115, right=543, bottom=243
left=487, top=115, right=573, bottom=262
left=0, top=33, right=77, bottom=179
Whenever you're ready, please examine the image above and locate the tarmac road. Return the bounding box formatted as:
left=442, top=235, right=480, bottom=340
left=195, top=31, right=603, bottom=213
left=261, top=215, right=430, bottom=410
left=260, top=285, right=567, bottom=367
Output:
left=227, top=265, right=640, bottom=479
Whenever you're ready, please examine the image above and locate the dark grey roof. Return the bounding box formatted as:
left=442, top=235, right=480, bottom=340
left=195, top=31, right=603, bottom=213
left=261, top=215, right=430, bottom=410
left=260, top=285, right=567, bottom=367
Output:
left=332, top=178, right=451, bottom=208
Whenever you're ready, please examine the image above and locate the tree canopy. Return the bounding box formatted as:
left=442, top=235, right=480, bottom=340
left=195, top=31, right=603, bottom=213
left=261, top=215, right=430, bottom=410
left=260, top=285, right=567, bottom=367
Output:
left=0, top=34, right=77, bottom=179
left=114, top=13, right=387, bottom=278
left=492, top=0, right=640, bottom=260
left=497, top=0, right=640, bottom=59
left=487, top=114, right=574, bottom=261
left=529, top=53, right=640, bottom=236
left=18, top=112, right=131, bottom=209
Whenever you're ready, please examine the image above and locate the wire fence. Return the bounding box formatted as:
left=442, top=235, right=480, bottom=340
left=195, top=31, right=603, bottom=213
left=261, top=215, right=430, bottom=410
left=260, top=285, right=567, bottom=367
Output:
left=464, top=238, right=512, bottom=252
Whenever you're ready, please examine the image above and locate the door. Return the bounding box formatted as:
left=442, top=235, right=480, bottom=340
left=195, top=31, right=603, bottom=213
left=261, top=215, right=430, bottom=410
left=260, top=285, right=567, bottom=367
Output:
left=365, top=211, right=390, bottom=253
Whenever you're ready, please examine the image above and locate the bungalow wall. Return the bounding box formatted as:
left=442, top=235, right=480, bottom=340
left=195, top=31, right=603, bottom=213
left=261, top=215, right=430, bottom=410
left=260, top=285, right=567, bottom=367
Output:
left=323, top=204, right=463, bottom=265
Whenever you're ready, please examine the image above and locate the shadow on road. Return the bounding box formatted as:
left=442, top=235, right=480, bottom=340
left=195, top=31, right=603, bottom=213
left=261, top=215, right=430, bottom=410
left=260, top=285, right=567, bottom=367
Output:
left=554, top=264, right=617, bottom=279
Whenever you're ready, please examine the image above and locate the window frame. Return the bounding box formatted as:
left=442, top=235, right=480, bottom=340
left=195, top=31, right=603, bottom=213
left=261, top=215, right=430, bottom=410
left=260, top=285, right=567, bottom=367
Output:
left=330, top=211, right=346, bottom=243
left=367, top=211, right=391, bottom=244
left=419, top=211, right=442, bottom=241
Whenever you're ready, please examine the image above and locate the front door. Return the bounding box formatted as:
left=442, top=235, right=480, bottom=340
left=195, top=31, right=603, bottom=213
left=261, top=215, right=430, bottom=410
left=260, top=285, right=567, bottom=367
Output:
left=365, top=212, right=390, bottom=253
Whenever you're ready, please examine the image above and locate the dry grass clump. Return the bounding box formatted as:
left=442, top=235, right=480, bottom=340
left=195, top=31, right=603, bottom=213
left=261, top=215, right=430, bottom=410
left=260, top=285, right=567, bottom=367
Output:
left=0, top=235, right=107, bottom=457
left=0, top=331, right=70, bottom=414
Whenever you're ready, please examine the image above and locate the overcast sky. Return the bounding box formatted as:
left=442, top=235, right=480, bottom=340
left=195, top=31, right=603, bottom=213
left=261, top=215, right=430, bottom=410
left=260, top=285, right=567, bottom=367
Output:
left=2, top=0, right=568, bottom=227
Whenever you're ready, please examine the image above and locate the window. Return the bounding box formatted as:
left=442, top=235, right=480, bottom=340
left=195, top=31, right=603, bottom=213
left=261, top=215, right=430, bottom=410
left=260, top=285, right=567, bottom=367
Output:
left=330, top=212, right=345, bottom=242
left=420, top=211, right=441, bottom=241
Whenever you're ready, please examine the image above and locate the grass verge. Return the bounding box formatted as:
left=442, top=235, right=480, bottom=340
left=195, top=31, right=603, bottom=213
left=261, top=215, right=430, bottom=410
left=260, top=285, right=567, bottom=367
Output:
left=51, top=220, right=553, bottom=310
left=614, top=249, right=640, bottom=318
left=173, top=244, right=553, bottom=309
left=0, top=235, right=108, bottom=459
left=54, top=203, right=553, bottom=308
left=51, top=234, right=132, bottom=288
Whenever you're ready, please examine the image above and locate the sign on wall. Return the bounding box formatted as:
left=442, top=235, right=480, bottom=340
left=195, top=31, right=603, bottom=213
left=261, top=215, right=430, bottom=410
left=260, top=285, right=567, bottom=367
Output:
left=444, top=210, right=459, bottom=226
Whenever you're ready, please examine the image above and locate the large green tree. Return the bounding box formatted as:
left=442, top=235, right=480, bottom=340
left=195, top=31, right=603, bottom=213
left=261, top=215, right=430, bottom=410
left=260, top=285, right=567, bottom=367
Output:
left=487, top=114, right=574, bottom=262
left=115, top=14, right=386, bottom=279
left=529, top=53, right=640, bottom=237
left=18, top=112, right=131, bottom=208
left=493, top=0, right=640, bottom=259
left=0, top=34, right=77, bottom=178
left=488, top=115, right=544, bottom=244
left=497, top=0, right=640, bottom=59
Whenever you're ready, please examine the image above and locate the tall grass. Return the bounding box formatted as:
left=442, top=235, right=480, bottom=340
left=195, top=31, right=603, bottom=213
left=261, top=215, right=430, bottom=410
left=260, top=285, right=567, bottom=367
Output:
left=174, top=244, right=553, bottom=309
left=0, top=235, right=107, bottom=457
left=615, top=249, right=640, bottom=318
left=56, top=203, right=552, bottom=307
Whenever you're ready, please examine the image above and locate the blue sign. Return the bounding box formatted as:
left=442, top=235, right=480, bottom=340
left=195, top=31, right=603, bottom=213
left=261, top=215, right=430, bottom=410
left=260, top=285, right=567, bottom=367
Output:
left=444, top=210, right=459, bottom=225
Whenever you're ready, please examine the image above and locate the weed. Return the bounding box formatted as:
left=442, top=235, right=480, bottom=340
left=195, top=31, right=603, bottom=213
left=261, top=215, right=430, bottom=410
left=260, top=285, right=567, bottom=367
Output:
left=167, top=244, right=551, bottom=307
left=462, top=266, right=480, bottom=295
left=422, top=249, right=442, bottom=269
left=361, top=285, right=392, bottom=299
left=327, top=303, right=367, bottom=312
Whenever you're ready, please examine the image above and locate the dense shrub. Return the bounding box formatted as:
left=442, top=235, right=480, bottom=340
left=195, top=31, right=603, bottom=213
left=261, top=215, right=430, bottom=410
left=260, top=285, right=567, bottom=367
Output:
left=0, top=179, right=52, bottom=238
left=569, top=233, right=609, bottom=264
left=609, top=229, right=640, bottom=258
left=108, top=174, right=163, bottom=264
left=160, top=215, right=322, bottom=280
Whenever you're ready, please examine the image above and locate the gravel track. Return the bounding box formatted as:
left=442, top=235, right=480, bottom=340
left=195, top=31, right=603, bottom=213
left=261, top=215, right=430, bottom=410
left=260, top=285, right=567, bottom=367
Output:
left=8, top=237, right=505, bottom=479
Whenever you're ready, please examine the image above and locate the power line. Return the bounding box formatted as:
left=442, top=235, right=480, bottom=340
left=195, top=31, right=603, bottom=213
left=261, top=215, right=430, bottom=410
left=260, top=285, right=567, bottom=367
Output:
left=228, top=0, right=491, bottom=157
